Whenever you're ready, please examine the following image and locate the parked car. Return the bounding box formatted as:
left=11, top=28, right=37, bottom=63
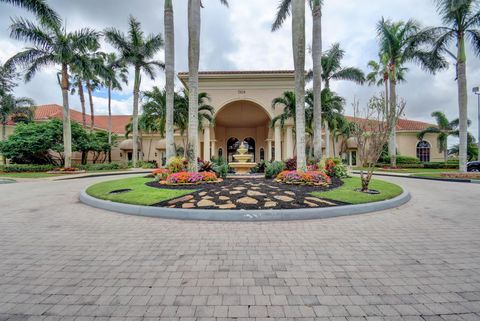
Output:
left=467, top=161, right=480, bottom=172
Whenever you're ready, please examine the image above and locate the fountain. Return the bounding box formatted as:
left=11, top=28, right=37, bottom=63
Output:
left=229, top=141, right=256, bottom=174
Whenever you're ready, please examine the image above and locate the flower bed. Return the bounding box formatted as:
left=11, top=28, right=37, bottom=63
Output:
left=275, top=170, right=331, bottom=186
left=157, top=171, right=222, bottom=186
left=440, top=172, right=480, bottom=179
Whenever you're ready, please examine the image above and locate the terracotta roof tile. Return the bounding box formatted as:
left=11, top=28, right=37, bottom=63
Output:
left=178, top=70, right=295, bottom=76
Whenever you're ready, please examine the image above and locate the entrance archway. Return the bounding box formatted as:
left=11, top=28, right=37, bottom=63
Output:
left=215, top=100, right=271, bottom=163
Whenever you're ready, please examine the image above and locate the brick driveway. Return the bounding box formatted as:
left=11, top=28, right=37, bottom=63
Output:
left=0, top=175, right=479, bottom=321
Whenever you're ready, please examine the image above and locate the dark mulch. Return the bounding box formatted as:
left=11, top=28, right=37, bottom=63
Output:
left=147, top=177, right=347, bottom=210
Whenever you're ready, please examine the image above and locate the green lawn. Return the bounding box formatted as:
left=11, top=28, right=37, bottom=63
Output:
left=86, top=177, right=196, bottom=206
left=311, top=177, right=403, bottom=204
left=354, top=167, right=458, bottom=174
left=0, top=172, right=60, bottom=178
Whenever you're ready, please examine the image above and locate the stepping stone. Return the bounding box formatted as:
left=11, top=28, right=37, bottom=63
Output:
left=199, top=192, right=207, bottom=196
left=202, top=196, right=213, bottom=200
left=197, top=199, right=216, bottom=207
left=182, top=203, right=195, bottom=209
left=264, top=201, right=277, bottom=208
left=237, top=197, right=258, bottom=205
left=251, top=187, right=260, bottom=190
left=274, top=195, right=294, bottom=202
left=215, top=192, right=220, bottom=195
left=247, top=190, right=266, bottom=197
left=234, top=187, right=246, bottom=191
left=230, top=191, right=241, bottom=195
left=305, top=197, right=337, bottom=206
left=168, top=195, right=194, bottom=205
left=217, top=203, right=237, bottom=209
left=189, top=199, right=196, bottom=203
left=219, top=196, right=230, bottom=201
left=169, top=205, right=176, bottom=208
left=304, top=200, right=319, bottom=207
left=284, top=191, right=295, bottom=196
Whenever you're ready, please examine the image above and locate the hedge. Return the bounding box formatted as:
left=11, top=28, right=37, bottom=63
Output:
left=77, top=163, right=129, bottom=171
left=0, top=164, right=56, bottom=172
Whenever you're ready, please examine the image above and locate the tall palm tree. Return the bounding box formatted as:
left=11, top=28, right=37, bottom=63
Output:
left=307, top=43, right=365, bottom=88
left=0, top=61, right=18, bottom=97
left=69, top=73, right=87, bottom=127
left=105, top=16, right=164, bottom=167
left=422, top=0, right=480, bottom=171
left=187, top=0, right=228, bottom=172
left=271, top=91, right=296, bottom=128
left=100, top=53, right=128, bottom=163
left=8, top=16, right=99, bottom=168
left=418, top=111, right=465, bottom=162
left=0, top=0, right=60, bottom=25
left=376, top=17, right=444, bottom=168
left=292, top=0, right=307, bottom=169
left=164, top=0, right=175, bottom=162
left=272, top=0, right=323, bottom=161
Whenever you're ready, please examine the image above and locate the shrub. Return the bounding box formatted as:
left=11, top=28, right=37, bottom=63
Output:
left=198, top=158, right=214, bottom=172
left=285, top=157, right=297, bottom=171
left=276, top=170, right=331, bottom=186
left=211, top=156, right=229, bottom=179
left=324, top=157, right=349, bottom=178
left=165, top=171, right=218, bottom=184
left=78, top=162, right=128, bottom=171
left=423, top=162, right=459, bottom=169
left=265, top=161, right=285, bottom=179
left=167, top=157, right=188, bottom=173
left=0, top=164, right=56, bottom=172
left=383, top=155, right=421, bottom=164
left=250, top=160, right=266, bottom=174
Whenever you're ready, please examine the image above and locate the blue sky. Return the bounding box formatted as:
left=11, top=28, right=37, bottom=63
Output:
left=0, top=0, right=479, bottom=143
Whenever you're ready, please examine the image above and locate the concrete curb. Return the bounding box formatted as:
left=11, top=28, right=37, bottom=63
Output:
left=352, top=171, right=477, bottom=183
left=79, top=188, right=411, bottom=222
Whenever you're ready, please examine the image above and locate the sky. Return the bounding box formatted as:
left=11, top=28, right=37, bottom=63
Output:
left=0, top=0, right=479, bottom=144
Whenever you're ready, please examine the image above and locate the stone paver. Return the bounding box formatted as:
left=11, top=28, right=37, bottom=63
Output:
left=0, top=175, right=479, bottom=321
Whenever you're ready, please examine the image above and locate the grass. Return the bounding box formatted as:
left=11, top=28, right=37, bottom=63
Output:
left=0, top=172, right=61, bottom=178
left=311, top=177, right=403, bottom=204
left=353, top=167, right=458, bottom=174
left=86, top=177, right=196, bottom=206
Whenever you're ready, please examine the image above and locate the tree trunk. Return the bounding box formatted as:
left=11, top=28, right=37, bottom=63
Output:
left=165, top=0, right=176, bottom=162
left=292, top=0, right=306, bottom=170
left=444, top=147, right=448, bottom=163
left=332, top=134, right=337, bottom=157
left=86, top=79, right=95, bottom=131
left=457, top=33, right=468, bottom=172
left=77, top=81, right=87, bottom=128
left=388, top=63, right=397, bottom=167
left=312, top=1, right=322, bottom=161
left=187, top=0, right=201, bottom=172
left=61, top=63, right=72, bottom=168
left=1, top=123, right=6, bottom=164
left=325, top=121, right=330, bottom=157
left=107, top=86, right=112, bottom=163
left=132, top=66, right=141, bottom=167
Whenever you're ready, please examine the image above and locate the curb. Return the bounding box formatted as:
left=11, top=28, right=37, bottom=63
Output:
left=352, top=171, right=477, bottom=183
left=54, top=170, right=151, bottom=181
left=79, top=188, right=411, bottom=222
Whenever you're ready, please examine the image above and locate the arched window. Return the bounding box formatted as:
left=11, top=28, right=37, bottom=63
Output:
left=416, top=140, right=431, bottom=162
left=259, top=148, right=265, bottom=161
left=244, top=137, right=256, bottom=162
left=227, top=137, right=240, bottom=162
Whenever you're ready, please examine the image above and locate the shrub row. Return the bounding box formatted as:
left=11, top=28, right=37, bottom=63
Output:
left=0, top=164, right=56, bottom=172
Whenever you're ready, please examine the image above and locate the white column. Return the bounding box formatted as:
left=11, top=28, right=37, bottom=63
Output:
left=286, top=126, right=294, bottom=159
left=274, top=125, right=282, bottom=161
left=203, top=126, right=211, bottom=161
left=211, top=140, right=217, bottom=158
left=267, top=139, right=272, bottom=161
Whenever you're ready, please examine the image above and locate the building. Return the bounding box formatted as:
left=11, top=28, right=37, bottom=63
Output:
left=3, top=70, right=443, bottom=165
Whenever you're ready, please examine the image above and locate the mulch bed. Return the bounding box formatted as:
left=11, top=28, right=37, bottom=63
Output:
left=146, top=177, right=346, bottom=210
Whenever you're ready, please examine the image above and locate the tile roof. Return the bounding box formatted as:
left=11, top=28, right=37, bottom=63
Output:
left=33, top=104, right=131, bottom=134
left=27, top=104, right=433, bottom=134
left=177, top=70, right=295, bottom=76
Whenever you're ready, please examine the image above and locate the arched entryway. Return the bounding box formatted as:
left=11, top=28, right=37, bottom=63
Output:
left=417, top=140, right=431, bottom=162
left=214, top=100, right=271, bottom=163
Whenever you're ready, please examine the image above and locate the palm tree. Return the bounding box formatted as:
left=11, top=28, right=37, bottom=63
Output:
left=271, top=91, right=297, bottom=128
left=164, top=0, right=175, bottom=162
left=422, top=0, right=480, bottom=172
left=417, top=111, right=459, bottom=162
left=69, top=73, right=87, bottom=128
left=8, top=16, right=99, bottom=168
left=0, top=61, right=18, bottom=97
left=187, top=0, right=228, bottom=172
left=105, top=16, right=164, bottom=167
left=0, top=0, right=60, bottom=25
left=1, top=94, right=35, bottom=140
left=307, top=43, right=365, bottom=89
left=272, top=0, right=324, bottom=161
left=100, top=53, right=128, bottom=163
left=291, top=0, right=307, bottom=169
left=376, top=18, right=444, bottom=168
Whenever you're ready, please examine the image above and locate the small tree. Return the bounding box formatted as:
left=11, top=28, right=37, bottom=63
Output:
left=352, top=95, right=405, bottom=192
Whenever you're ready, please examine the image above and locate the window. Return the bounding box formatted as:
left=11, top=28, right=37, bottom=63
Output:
left=259, top=148, right=265, bottom=161
left=416, top=140, right=431, bottom=162
left=244, top=137, right=256, bottom=162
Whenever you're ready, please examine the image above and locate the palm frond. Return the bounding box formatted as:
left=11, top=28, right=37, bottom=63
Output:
left=271, top=0, right=291, bottom=31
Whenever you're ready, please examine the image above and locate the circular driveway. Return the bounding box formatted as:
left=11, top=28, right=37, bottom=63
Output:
left=0, top=174, right=479, bottom=320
